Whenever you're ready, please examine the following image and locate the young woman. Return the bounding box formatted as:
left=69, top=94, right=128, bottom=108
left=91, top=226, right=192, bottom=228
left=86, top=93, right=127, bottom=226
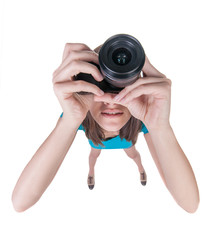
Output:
left=12, top=43, right=199, bottom=213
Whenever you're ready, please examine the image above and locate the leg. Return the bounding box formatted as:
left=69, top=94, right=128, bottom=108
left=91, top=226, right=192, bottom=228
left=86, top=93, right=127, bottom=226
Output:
left=88, top=147, right=101, bottom=176
left=124, top=145, right=144, bottom=173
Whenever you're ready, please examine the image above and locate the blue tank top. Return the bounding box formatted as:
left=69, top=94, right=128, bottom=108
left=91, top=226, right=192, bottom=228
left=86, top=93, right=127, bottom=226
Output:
left=60, top=112, right=149, bottom=149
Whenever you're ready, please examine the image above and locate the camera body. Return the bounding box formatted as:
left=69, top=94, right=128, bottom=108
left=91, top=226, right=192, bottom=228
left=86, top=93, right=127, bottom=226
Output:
left=75, top=34, right=146, bottom=94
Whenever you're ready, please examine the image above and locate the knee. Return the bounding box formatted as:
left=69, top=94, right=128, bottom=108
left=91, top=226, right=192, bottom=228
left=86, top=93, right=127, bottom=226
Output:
left=125, top=149, right=139, bottom=159
left=89, top=149, right=101, bottom=159
left=89, top=153, right=100, bottom=159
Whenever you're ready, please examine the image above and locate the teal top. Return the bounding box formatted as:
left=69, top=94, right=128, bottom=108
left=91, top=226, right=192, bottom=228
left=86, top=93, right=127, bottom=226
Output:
left=60, top=112, right=149, bottom=149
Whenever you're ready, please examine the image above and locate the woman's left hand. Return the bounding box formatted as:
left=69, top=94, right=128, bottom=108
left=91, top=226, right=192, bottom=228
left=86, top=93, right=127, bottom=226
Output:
left=96, top=56, right=172, bottom=129
left=113, top=75, right=172, bottom=129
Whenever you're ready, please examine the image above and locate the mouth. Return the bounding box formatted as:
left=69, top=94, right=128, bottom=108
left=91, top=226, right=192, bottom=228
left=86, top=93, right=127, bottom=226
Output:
left=101, top=109, right=124, bottom=118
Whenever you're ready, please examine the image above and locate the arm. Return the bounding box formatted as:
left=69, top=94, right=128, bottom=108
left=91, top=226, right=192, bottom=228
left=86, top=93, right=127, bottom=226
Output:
left=12, top=43, right=105, bottom=212
left=144, top=132, right=167, bottom=186
left=144, top=124, right=200, bottom=213
left=12, top=115, right=80, bottom=212
left=107, top=52, right=199, bottom=212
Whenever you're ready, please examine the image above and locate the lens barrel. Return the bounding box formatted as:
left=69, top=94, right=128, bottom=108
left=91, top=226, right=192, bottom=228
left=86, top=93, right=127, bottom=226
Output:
left=75, top=34, right=146, bottom=94
left=99, top=34, right=146, bottom=88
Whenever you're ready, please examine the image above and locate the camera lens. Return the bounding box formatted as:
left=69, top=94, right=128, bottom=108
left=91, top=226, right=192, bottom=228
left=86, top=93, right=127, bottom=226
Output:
left=99, top=34, right=145, bottom=89
left=112, top=48, right=132, bottom=66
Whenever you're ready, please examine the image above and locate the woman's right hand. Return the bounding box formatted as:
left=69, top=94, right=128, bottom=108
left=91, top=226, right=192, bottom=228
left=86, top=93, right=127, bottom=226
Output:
left=52, top=43, right=104, bottom=123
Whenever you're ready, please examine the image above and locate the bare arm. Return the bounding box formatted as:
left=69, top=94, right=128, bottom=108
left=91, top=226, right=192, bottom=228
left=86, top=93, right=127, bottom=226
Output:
left=144, top=125, right=200, bottom=213
left=12, top=115, right=80, bottom=212
left=12, top=43, right=105, bottom=212
left=144, top=132, right=167, bottom=185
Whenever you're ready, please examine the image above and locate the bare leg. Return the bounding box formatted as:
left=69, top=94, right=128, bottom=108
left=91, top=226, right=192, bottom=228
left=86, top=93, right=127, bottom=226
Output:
left=88, top=147, right=101, bottom=176
left=124, top=145, right=144, bottom=173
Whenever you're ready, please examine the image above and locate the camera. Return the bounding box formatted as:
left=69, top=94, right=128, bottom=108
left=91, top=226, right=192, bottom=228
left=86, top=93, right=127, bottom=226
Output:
left=75, top=33, right=146, bottom=94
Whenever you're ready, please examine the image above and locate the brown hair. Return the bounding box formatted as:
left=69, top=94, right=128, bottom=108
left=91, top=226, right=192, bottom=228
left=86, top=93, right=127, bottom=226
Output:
left=82, top=112, right=142, bottom=147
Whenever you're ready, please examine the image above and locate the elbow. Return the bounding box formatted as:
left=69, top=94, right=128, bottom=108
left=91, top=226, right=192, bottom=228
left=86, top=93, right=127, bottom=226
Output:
left=12, top=194, right=27, bottom=213
left=184, top=200, right=200, bottom=214
left=180, top=192, right=200, bottom=214
left=12, top=201, right=27, bottom=213
left=11, top=189, right=40, bottom=213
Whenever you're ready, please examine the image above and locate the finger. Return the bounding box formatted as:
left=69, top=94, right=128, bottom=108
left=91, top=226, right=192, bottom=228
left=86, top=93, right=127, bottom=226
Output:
left=117, top=82, right=170, bottom=104
left=53, top=50, right=100, bottom=78
left=94, top=94, right=130, bottom=109
left=113, top=77, right=171, bottom=101
left=142, top=56, right=166, bottom=78
left=53, top=60, right=104, bottom=83
left=62, top=43, right=91, bottom=61
left=53, top=80, right=104, bottom=98
left=94, top=94, right=133, bottom=111
left=94, top=93, right=117, bottom=103
left=94, top=44, right=103, bottom=54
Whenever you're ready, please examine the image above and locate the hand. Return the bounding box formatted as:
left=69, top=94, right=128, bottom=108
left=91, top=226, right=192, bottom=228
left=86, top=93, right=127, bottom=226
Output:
left=115, top=56, right=171, bottom=129
left=113, top=76, right=172, bottom=129
left=52, top=43, right=104, bottom=123
left=95, top=56, right=172, bottom=129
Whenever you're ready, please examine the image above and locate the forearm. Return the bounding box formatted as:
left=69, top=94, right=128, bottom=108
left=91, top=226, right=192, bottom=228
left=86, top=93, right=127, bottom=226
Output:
left=147, top=124, right=200, bottom=213
left=12, top=115, right=80, bottom=212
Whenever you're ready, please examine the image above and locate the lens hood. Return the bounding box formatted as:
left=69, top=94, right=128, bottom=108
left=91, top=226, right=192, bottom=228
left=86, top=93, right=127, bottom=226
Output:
left=99, top=34, right=146, bottom=88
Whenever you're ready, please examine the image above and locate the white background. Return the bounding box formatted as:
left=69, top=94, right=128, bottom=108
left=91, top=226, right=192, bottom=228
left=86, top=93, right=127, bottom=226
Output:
left=1, top=0, right=218, bottom=239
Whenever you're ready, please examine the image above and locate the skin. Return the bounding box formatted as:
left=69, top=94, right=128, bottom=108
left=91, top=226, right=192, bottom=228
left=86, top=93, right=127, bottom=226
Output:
left=12, top=42, right=199, bottom=213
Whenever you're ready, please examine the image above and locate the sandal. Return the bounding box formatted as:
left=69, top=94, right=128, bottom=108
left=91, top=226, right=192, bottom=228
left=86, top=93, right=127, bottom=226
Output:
left=140, top=171, right=147, bottom=186
left=87, top=175, right=95, bottom=190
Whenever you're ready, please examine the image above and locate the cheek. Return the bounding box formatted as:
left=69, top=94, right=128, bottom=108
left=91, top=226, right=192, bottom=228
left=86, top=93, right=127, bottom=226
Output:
left=123, top=109, right=131, bottom=119
left=122, top=112, right=132, bottom=125
left=89, top=103, right=101, bottom=121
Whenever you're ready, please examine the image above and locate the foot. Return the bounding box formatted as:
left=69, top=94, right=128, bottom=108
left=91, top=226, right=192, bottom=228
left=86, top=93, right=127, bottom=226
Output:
left=140, top=170, right=147, bottom=186
left=87, top=174, right=95, bottom=190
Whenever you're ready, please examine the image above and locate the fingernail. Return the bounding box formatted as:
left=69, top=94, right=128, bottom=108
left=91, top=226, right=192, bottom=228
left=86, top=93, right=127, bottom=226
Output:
left=99, top=74, right=104, bottom=81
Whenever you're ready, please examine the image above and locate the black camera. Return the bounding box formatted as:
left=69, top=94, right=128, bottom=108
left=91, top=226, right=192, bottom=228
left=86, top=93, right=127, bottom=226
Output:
left=75, top=34, right=146, bottom=94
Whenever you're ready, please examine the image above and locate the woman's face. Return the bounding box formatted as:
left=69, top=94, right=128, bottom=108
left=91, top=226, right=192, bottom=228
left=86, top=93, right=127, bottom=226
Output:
left=90, top=46, right=131, bottom=132
left=89, top=93, right=132, bottom=132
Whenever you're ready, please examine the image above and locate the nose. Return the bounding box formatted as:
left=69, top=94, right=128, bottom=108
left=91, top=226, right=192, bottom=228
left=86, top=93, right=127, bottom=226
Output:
left=104, top=101, right=115, bottom=106
left=94, top=93, right=118, bottom=105
left=104, top=93, right=116, bottom=105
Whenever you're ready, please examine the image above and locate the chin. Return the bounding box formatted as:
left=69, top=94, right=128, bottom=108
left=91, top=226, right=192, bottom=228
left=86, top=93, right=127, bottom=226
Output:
left=100, top=122, right=124, bottom=132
